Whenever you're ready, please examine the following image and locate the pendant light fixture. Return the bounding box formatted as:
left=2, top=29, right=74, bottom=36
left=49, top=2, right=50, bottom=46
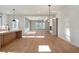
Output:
left=12, top=9, right=16, bottom=21
left=48, top=5, right=51, bottom=22
left=48, top=5, right=52, bottom=30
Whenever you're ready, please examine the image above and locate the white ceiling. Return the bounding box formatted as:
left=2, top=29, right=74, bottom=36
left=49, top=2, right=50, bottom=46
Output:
left=0, top=5, right=64, bottom=16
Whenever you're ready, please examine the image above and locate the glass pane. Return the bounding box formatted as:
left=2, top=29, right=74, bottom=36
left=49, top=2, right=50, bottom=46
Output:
left=24, top=18, right=30, bottom=32
left=0, top=16, right=2, bottom=26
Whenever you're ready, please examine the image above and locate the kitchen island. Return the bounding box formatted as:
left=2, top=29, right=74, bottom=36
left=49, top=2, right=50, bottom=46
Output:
left=0, top=30, right=22, bottom=49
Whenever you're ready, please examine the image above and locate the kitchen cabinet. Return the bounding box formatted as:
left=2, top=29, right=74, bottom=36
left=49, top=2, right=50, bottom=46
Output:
left=0, top=30, right=22, bottom=48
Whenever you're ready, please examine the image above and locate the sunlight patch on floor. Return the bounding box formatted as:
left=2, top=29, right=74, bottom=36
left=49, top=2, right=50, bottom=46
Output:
left=38, top=45, right=51, bottom=52
left=0, top=51, right=20, bottom=53
left=0, top=52, right=6, bottom=53
left=26, top=31, right=36, bottom=34
left=22, top=36, right=45, bottom=38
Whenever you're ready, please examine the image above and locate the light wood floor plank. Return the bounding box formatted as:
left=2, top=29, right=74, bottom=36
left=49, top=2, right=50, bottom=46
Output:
left=0, top=30, right=79, bottom=53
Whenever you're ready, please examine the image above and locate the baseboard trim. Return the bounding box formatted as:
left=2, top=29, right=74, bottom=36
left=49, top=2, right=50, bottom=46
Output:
left=58, top=35, right=79, bottom=48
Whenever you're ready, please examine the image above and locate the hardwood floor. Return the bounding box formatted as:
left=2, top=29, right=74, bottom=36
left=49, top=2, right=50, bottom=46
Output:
left=0, top=30, right=79, bottom=53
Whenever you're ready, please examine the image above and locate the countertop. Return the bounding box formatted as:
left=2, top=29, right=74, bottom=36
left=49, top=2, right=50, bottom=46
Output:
left=0, top=30, right=22, bottom=34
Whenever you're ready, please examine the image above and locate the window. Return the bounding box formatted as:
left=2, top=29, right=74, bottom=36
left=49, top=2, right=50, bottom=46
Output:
left=24, top=18, right=30, bottom=32
left=0, top=16, right=2, bottom=27
left=31, top=21, right=45, bottom=30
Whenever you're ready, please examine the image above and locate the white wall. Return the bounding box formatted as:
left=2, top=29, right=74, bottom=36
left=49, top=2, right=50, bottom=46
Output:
left=58, top=6, right=79, bottom=47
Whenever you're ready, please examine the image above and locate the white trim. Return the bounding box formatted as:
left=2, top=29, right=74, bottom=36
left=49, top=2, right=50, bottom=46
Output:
left=58, top=35, right=79, bottom=48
